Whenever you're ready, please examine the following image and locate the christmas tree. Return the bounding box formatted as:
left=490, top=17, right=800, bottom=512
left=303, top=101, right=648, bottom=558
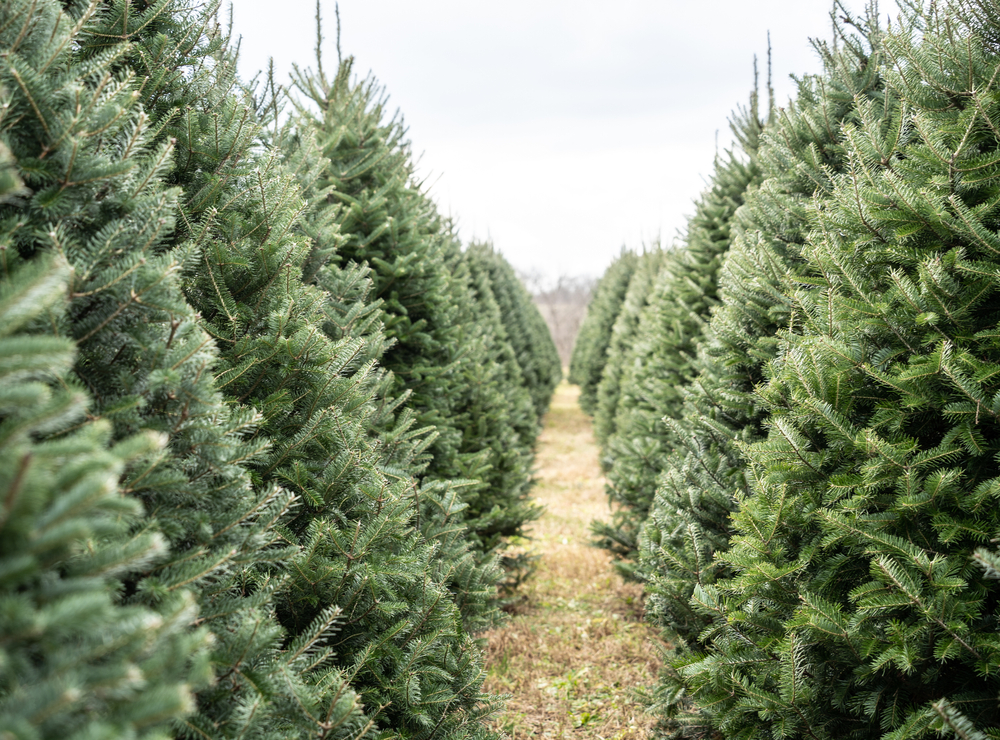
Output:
left=593, top=246, right=666, bottom=450
left=0, top=3, right=359, bottom=736
left=464, top=241, right=561, bottom=419
left=0, top=156, right=202, bottom=738
left=674, top=4, right=1000, bottom=737
left=275, top=119, right=503, bottom=634
left=154, top=18, right=503, bottom=737
left=593, top=86, right=767, bottom=578
left=2, top=1, right=507, bottom=736
left=287, top=48, right=544, bottom=567
left=569, top=249, right=639, bottom=415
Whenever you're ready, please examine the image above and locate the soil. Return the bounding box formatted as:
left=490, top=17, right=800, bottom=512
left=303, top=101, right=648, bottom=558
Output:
left=482, top=382, right=665, bottom=739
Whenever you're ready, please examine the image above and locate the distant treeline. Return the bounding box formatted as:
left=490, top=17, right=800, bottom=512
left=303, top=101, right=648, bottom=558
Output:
left=572, top=2, right=1000, bottom=738
left=0, top=2, right=560, bottom=739
left=523, top=272, right=596, bottom=367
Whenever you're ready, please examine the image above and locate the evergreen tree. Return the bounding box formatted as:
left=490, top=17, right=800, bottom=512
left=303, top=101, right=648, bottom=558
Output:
left=183, top=139, right=497, bottom=738
left=669, top=4, right=1000, bottom=738
left=140, top=16, right=503, bottom=736
left=277, top=123, right=502, bottom=634
left=287, top=52, right=542, bottom=565
left=464, top=241, right=561, bottom=419
left=458, top=244, right=542, bottom=574
left=0, top=182, right=202, bottom=738
left=287, top=56, right=485, bottom=486
left=593, top=96, right=765, bottom=575
left=462, top=243, right=539, bottom=452
left=636, top=7, right=888, bottom=734
left=593, top=246, right=666, bottom=450
left=569, top=249, right=638, bottom=415
left=0, top=4, right=365, bottom=737
left=3, top=1, right=501, bottom=736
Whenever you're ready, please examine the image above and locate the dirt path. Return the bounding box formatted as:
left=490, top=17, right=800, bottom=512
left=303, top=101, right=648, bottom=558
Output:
left=482, top=383, right=664, bottom=739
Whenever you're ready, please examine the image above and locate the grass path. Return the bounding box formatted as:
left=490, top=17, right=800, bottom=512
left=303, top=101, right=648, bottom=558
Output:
left=482, top=383, right=664, bottom=739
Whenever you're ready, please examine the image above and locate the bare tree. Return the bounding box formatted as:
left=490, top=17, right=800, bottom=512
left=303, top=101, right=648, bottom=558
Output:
left=519, top=270, right=596, bottom=368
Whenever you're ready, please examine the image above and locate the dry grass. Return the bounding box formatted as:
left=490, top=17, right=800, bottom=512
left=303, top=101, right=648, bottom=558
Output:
left=483, top=383, right=665, bottom=739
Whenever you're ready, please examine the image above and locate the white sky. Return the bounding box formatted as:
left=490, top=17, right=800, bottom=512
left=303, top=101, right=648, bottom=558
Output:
left=230, top=1, right=900, bottom=281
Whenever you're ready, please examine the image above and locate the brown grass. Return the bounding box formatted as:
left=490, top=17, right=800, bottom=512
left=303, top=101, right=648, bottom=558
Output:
left=483, top=383, right=664, bottom=739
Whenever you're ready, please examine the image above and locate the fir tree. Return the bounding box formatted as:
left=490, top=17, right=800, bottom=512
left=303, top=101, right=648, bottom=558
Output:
left=0, top=193, right=202, bottom=738
left=286, top=49, right=542, bottom=567
left=149, top=17, right=503, bottom=736
left=287, top=56, right=485, bottom=486
left=277, top=123, right=502, bottom=634
left=672, top=4, right=1000, bottom=738
left=636, top=7, right=888, bottom=734
left=0, top=4, right=365, bottom=737
left=569, top=249, right=638, bottom=415
left=462, top=242, right=540, bottom=453
left=464, top=241, right=561, bottom=419
left=592, top=84, right=766, bottom=577
left=593, top=246, right=666, bottom=450
left=458, top=242, right=542, bottom=559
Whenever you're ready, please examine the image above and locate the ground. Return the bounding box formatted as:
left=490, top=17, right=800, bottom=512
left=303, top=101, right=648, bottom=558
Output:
left=482, top=382, right=665, bottom=740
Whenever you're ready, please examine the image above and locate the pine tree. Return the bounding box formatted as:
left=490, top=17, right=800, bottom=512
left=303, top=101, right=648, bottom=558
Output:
left=0, top=4, right=366, bottom=737
left=636, top=7, right=888, bottom=734
left=569, top=249, right=638, bottom=415
left=286, top=49, right=542, bottom=567
left=458, top=244, right=542, bottom=578
left=287, top=56, right=484, bottom=487
left=277, top=122, right=502, bottom=634
left=148, top=16, right=503, bottom=736
left=0, top=174, right=202, bottom=738
left=461, top=243, right=538, bottom=455
left=185, top=143, right=496, bottom=737
left=591, top=87, right=766, bottom=577
left=464, top=241, right=561, bottom=419
left=593, top=246, right=666, bottom=450
left=670, top=4, right=1000, bottom=738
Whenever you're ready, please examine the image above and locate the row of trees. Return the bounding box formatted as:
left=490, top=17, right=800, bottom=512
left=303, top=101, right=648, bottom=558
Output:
left=0, top=2, right=560, bottom=738
left=572, top=1, right=1000, bottom=738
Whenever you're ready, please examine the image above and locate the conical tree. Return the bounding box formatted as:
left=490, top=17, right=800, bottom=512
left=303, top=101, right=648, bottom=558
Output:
left=287, top=48, right=542, bottom=565
left=593, top=246, right=666, bottom=450
left=636, top=6, right=889, bottom=734
left=147, top=17, right=504, bottom=738
left=278, top=122, right=502, bottom=633
left=593, top=93, right=765, bottom=575
left=4, top=0, right=502, bottom=736
left=569, top=248, right=638, bottom=415
left=458, top=244, right=542, bottom=574
left=671, top=4, right=1000, bottom=738
left=464, top=241, right=561, bottom=419
left=462, top=242, right=539, bottom=452
left=0, top=179, right=202, bottom=738
left=0, top=3, right=364, bottom=737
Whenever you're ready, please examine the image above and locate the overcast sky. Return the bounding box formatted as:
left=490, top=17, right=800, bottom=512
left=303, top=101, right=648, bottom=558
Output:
left=230, top=1, right=900, bottom=282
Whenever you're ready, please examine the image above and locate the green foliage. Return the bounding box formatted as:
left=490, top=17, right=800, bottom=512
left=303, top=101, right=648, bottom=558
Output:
left=459, top=242, right=543, bottom=558
left=154, top=22, right=503, bottom=739
left=0, top=255, right=205, bottom=740
left=286, top=56, right=485, bottom=481
left=633, top=4, right=1000, bottom=740
left=569, top=249, right=639, bottom=415
left=693, top=6, right=1000, bottom=736
left=464, top=241, right=561, bottom=419
left=1, top=1, right=513, bottom=737
left=637, top=4, right=884, bottom=659
left=286, top=54, right=543, bottom=571
left=593, top=247, right=666, bottom=450
left=591, top=81, right=767, bottom=581
left=0, top=4, right=347, bottom=737
left=277, top=122, right=503, bottom=635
